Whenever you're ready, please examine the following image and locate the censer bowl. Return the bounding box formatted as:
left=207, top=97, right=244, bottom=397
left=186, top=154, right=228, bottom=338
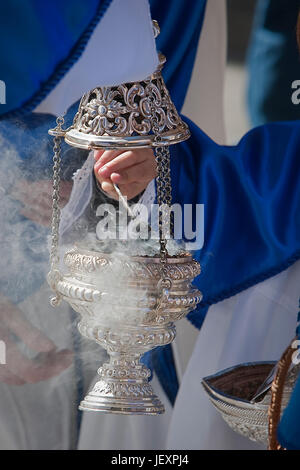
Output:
left=202, top=362, right=300, bottom=444
left=56, top=246, right=202, bottom=415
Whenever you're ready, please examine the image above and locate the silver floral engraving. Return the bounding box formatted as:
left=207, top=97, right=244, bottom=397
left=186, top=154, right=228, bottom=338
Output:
left=73, top=77, right=182, bottom=138
left=64, top=68, right=190, bottom=149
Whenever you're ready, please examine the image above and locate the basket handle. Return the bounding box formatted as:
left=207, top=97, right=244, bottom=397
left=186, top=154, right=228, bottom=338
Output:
left=268, top=338, right=296, bottom=450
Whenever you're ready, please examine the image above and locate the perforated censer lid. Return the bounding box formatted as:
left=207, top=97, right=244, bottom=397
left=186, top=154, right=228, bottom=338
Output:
left=63, top=54, right=190, bottom=150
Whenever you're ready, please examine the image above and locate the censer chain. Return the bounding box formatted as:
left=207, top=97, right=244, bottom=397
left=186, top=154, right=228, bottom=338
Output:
left=148, top=95, right=173, bottom=263
left=48, top=115, right=66, bottom=306
left=148, top=88, right=174, bottom=309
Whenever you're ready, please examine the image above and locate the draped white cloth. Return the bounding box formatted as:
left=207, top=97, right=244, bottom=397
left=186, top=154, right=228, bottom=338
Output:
left=35, top=0, right=158, bottom=116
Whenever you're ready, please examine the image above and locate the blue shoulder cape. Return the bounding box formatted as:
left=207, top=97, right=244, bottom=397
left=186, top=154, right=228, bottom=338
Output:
left=172, top=117, right=300, bottom=329
left=0, top=0, right=112, bottom=117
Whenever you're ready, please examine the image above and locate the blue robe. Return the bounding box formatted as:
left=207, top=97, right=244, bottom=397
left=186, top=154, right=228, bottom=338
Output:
left=173, top=118, right=300, bottom=328
left=0, top=0, right=112, bottom=117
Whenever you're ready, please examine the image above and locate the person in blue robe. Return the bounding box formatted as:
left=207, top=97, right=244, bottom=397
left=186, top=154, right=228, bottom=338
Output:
left=1, top=0, right=299, bottom=450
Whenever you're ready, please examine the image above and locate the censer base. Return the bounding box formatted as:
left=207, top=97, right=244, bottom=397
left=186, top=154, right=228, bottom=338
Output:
left=79, top=383, right=165, bottom=415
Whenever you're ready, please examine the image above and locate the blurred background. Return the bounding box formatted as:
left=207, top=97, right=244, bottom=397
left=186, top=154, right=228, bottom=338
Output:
left=225, top=0, right=256, bottom=143
left=226, top=0, right=300, bottom=143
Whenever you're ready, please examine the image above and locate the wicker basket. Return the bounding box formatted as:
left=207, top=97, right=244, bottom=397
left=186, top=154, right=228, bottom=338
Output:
left=201, top=340, right=299, bottom=448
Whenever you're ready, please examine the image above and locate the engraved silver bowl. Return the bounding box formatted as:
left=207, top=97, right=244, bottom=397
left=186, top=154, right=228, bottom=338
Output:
left=56, top=245, right=202, bottom=414
left=202, top=361, right=299, bottom=444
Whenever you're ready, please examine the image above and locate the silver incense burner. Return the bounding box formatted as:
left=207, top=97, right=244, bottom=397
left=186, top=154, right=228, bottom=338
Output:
left=47, top=23, right=202, bottom=415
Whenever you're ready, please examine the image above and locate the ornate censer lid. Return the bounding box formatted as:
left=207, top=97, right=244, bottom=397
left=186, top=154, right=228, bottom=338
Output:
left=63, top=54, right=190, bottom=150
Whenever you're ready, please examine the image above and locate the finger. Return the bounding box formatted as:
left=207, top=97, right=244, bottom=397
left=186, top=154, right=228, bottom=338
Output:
left=94, top=149, right=106, bottom=162
left=4, top=341, right=73, bottom=383
left=93, top=169, right=108, bottom=187
left=0, top=369, right=27, bottom=385
left=94, top=149, right=124, bottom=169
left=11, top=188, right=48, bottom=208
left=117, top=182, right=148, bottom=200
left=60, top=181, right=73, bottom=201
left=99, top=179, right=150, bottom=200
left=93, top=169, right=118, bottom=197
left=110, top=161, right=157, bottom=185
left=0, top=318, right=72, bottom=384
left=0, top=326, right=26, bottom=384
left=13, top=180, right=71, bottom=205
left=20, top=207, right=51, bottom=227
left=0, top=326, right=39, bottom=382
left=100, top=181, right=118, bottom=200
left=14, top=180, right=53, bottom=199
left=94, top=163, right=105, bottom=181
left=97, top=151, right=148, bottom=179
left=0, top=298, right=57, bottom=353
left=22, top=195, right=52, bottom=213
left=29, top=349, right=74, bottom=383
left=94, top=167, right=120, bottom=200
